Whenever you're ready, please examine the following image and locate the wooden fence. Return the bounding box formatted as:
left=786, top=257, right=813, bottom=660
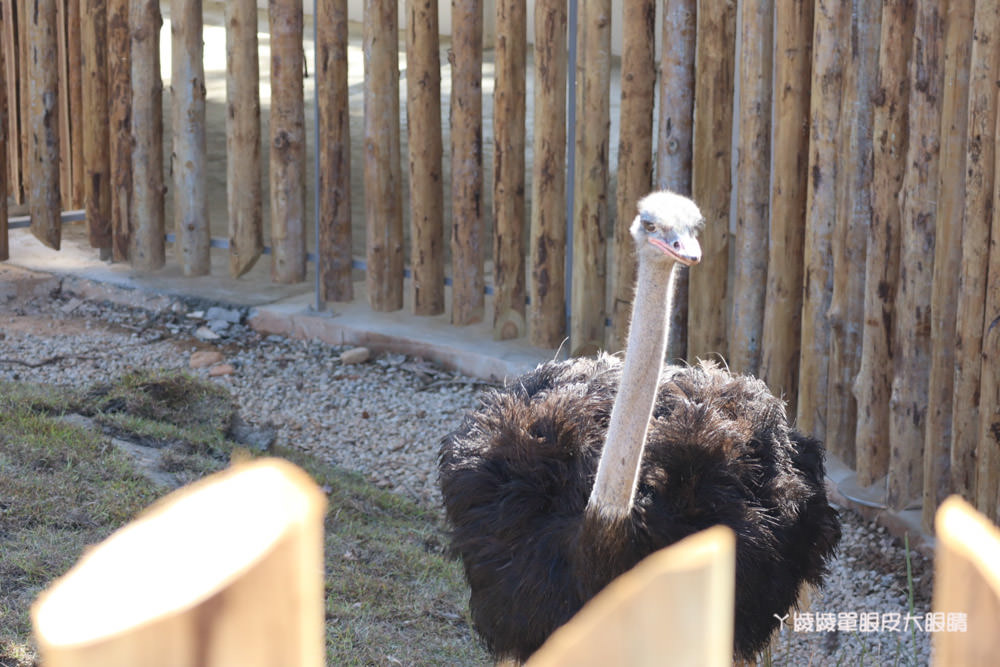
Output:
left=0, top=0, right=998, bottom=529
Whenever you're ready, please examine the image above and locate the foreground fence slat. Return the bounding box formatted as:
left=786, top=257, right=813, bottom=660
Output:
left=81, top=0, right=112, bottom=254
left=28, top=0, right=61, bottom=250
left=978, top=172, right=1000, bottom=519
left=608, top=0, right=654, bottom=354
left=66, top=0, right=84, bottom=208
left=2, top=0, right=22, bottom=204
left=129, top=0, right=165, bottom=270
left=853, top=0, right=913, bottom=486
left=1, top=33, right=6, bottom=261
left=527, top=0, right=567, bottom=348
left=108, top=0, right=130, bottom=260
left=31, top=459, right=327, bottom=667
left=406, top=0, right=445, bottom=315
left=657, top=0, right=695, bottom=362
left=932, top=496, right=1000, bottom=663
left=225, top=0, right=262, bottom=278
left=525, top=526, right=735, bottom=666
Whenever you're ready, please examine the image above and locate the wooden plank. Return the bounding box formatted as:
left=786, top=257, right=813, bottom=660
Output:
left=449, top=0, right=484, bottom=325
left=528, top=0, right=567, bottom=348
left=32, top=459, right=327, bottom=667
left=129, top=0, right=164, bottom=270
left=55, top=0, right=71, bottom=211
left=317, top=0, right=352, bottom=301
left=363, top=0, right=403, bottom=309
left=853, top=0, right=914, bottom=486
left=932, top=496, right=1000, bottom=663
left=82, top=0, right=111, bottom=252
left=795, top=0, right=847, bottom=440
left=28, top=0, right=62, bottom=249
left=1, top=0, right=21, bottom=203
left=728, top=0, right=773, bottom=375
left=406, top=0, right=445, bottom=315
left=107, top=0, right=130, bottom=259
left=688, top=0, right=735, bottom=362
left=923, top=0, right=974, bottom=530
left=0, top=25, right=6, bottom=261
left=226, top=0, right=262, bottom=277
left=826, top=2, right=879, bottom=470
left=269, top=0, right=306, bottom=284
left=525, top=526, right=735, bottom=667
left=66, top=0, right=83, bottom=207
left=760, top=0, right=813, bottom=409
left=492, top=0, right=527, bottom=339
left=656, top=0, right=696, bottom=363
left=952, top=0, right=998, bottom=508
left=18, top=0, right=28, bottom=197
left=608, top=0, right=655, bottom=354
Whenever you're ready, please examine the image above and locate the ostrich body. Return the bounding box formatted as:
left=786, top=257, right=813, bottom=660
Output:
left=439, top=192, right=841, bottom=662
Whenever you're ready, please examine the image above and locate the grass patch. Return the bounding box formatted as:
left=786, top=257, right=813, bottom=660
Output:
left=0, top=373, right=485, bottom=666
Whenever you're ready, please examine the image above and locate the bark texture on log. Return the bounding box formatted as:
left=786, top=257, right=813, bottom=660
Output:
left=108, top=0, right=130, bottom=260
left=2, top=0, right=22, bottom=203
left=0, top=32, right=6, bottom=261
left=28, top=0, right=62, bottom=250
left=67, top=0, right=84, bottom=207
left=81, top=0, right=111, bottom=251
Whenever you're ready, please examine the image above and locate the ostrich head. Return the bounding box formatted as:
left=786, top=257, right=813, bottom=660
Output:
left=631, top=191, right=704, bottom=267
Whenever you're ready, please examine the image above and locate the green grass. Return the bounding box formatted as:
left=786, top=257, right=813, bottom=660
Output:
left=0, top=373, right=486, bottom=666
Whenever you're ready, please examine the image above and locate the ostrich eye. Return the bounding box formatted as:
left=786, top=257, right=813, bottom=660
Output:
left=642, top=220, right=656, bottom=233
left=673, top=240, right=681, bottom=249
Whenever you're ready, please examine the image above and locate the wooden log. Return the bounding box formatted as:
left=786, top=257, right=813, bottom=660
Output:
left=492, top=0, right=527, bottom=339
left=32, top=459, right=327, bottom=667
left=28, top=0, right=62, bottom=249
left=569, top=0, right=612, bottom=357
left=795, top=0, right=847, bottom=439
left=932, top=496, right=1000, bottom=663
left=0, top=31, right=6, bottom=261
left=406, top=0, right=445, bottom=315
left=923, top=0, right=974, bottom=529
left=449, top=0, right=484, bottom=325
left=728, top=0, right=773, bottom=375
left=269, top=0, right=307, bottom=284
left=56, top=0, right=71, bottom=210
left=67, top=0, right=83, bottom=207
left=226, top=0, right=263, bottom=277
left=18, top=0, right=29, bottom=193
left=317, top=0, right=352, bottom=301
left=107, top=0, right=130, bottom=260
left=363, top=0, right=403, bottom=309
left=854, top=0, right=913, bottom=485
left=81, top=0, right=111, bottom=252
left=658, top=0, right=696, bottom=362
left=172, top=0, right=209, bottom=275
left=688, top=0, right=735, bottom=362
left=129, top=0, right=164, bottom=270
left=760, top=0, right=812, bottom=408
left=952, top=0, right=998, bottom=507
left=1, top=0, right=22, bottom=203
left=608, top=0, right=655, bottom=354
left=825, top=2, right=878, bottom=470
left=525, top=526, right=736, bottom=667
left=528, top=0, right=567, bottom=349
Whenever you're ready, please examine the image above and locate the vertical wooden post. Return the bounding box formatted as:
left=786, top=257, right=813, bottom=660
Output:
left=657, top=0, right=696, bottom=363
left=269, top=0, right=306, bottom=284
left=492, top=0, right=527, bottom=339
left=952, top=0, right=998, bottom=506
left=449, top=0, right=484, bottom=325
left=688, top=0, right=735, bottom=362
left=0, top=32, right=6, bottom=261
left=729, top=0, right=773, bottom=375
left=28, top=0, right=62, bottom=249
left=56, top=0, right=71, bottom=210
left=760, top=0, right=812, bottom=407
left=825, top=2, right=878, bottom=470
left=317, top=0, right=352, bottom=301
left=363, top=0, right=403, bottom=309
left=925, top=0, right=975, bottom=529
left=18, top=0, right=29, bottom=193
left=2, top=0, right=22, bottom=204
left=129, top=0, right=164, bottom=270
left=107, top=0, right=130, bottom=260
left=796, top=0, right=846, bottom=440
left=226, top=0, right=262, bottom=277
left=67, top=0, right=83, bottom=207
left=528, top=0, right=567, bottom=348
left=81, top=0, right=111, bottom=253
left=853, top=0, right=914, bottom=486
left=172, top=0, right=209, bottom=275
left=406, top=0, right=445, bottom=315
left=570, top=0, right=612, bottom=357
left=608, top=0, right=655, bottom=354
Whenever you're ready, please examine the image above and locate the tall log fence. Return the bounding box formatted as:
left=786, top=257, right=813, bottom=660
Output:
left=1, top=0, right=998, bottom=528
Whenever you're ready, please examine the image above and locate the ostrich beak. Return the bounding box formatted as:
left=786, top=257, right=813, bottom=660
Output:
left=649, top=230, right=701, bottom=266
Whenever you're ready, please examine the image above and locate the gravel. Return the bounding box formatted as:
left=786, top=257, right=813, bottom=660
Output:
left=0, top=279, right=935, bottom=665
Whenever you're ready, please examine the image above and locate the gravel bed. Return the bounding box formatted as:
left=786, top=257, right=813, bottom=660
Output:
left=0, top=282, right=935, bottom=665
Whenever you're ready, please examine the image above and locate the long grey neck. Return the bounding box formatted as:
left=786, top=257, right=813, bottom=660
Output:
left=587, top=258, right=678, bottom=520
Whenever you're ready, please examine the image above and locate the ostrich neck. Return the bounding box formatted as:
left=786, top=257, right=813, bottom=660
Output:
left=587, top=258, right=678, bottom=520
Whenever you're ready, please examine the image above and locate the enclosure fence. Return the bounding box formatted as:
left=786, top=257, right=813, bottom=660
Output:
left=0, top=0, right=998, bottom=530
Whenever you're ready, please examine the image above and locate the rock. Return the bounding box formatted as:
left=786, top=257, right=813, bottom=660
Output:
left=227, top=413, right=277, bottom=452
left=194, top=326, right=221, bottom=341
left=190, top=350, right=224, bottom=369
left=205, top=306, right=242, bottom=324
left=60, top=297, right=84, bottom=313
left=340, top=347, right=370, bottom=365
left=186, top=310, right=205, bottom=320
left=207, top=319, right=231, bottom=333
left=208, top=363, right=235, bottom=377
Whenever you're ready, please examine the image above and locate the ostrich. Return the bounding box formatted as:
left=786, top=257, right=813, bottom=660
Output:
left=438, top=191, right=841, bottom=663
